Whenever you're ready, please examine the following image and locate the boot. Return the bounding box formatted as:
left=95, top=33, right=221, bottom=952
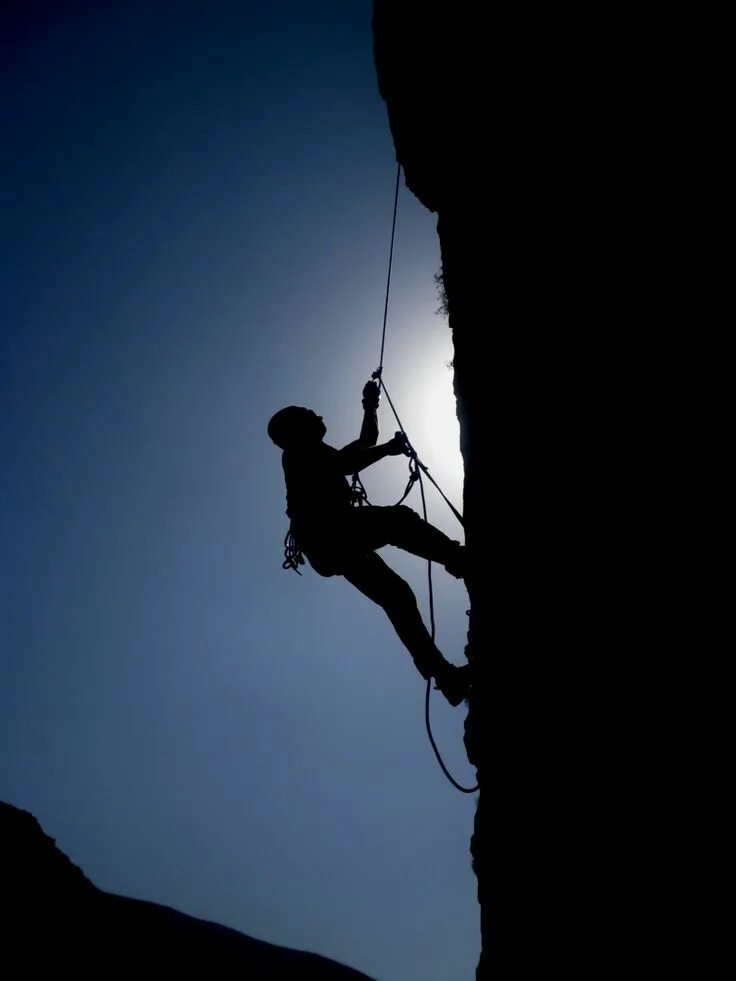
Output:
left=434, top=662, right=471, bottom=707
left=443, top=542, right=466, bottom=580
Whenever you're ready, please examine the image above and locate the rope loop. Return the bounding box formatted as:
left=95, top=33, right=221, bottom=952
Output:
left=394, top=454, right=420, bottom=507
left=282, top=529, right=305, bottom=574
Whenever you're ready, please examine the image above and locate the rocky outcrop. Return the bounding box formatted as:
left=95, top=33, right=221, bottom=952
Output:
left=2, top=801, right=374, bottom=979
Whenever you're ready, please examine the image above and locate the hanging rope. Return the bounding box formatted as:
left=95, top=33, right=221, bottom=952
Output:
left=370, top=162, right=477, bottom=794
left=416, top=462, right=478, bottom=795
left=377, top=378, right=463, bottom=527
left=378, top=161, right=401, bottom=377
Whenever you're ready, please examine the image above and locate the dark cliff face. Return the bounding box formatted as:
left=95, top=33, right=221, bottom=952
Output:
left=1, top=801, right=374, bottom=979
left=372, top=6, right=633, bottom=978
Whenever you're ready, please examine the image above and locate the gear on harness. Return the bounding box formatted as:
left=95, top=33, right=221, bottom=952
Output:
left=282, top=528, right=305, bottom=574
left=350, top=472, right=370, bottom=507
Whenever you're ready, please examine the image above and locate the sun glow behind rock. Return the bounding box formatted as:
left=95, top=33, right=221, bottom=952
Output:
left=379, top=324, right=464, bottom=535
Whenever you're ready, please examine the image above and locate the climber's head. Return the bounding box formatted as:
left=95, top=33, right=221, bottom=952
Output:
left=268, top=406, right=326, bottom=449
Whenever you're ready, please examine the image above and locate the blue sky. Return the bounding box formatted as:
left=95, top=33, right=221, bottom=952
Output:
left=1, top=4, right=477, bottom=978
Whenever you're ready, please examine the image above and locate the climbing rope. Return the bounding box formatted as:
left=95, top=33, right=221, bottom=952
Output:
left=369, top=162, right=477, bottom=794
left=285, top=162, right=477, bottom=790
left=417, top=470, right=478, bottom=794
left=378, top=162, right=401, bottom=377
left=357, top=166, right=463, bottom=523
left=373, top=376, right=463, bottom=526
left=349, top=160, right=399, bottom=502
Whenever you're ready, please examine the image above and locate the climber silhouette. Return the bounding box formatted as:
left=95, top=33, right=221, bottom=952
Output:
left=268, top=380, right=470, bottom=706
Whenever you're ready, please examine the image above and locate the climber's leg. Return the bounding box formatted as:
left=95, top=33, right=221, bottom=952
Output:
left=342, top=550, right=469, bottom=705
left=348, top=505, right=466, bottom=579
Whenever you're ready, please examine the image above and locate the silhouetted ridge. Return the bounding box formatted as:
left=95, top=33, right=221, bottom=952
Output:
left=2, top=801, right=375, bottom=979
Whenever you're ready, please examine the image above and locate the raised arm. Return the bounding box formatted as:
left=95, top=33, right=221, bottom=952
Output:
left=358, top=379, right=380, bottom=447
left=338, top=379, right=411, bottom=472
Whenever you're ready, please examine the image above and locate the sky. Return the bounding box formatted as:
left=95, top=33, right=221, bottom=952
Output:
left=0, top=4, right=478, bottom=979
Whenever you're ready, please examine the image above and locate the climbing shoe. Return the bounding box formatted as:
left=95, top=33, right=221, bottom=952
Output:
left=443, top=543, right=466, bottom=580
left=434, top=663, right=471, bottom=707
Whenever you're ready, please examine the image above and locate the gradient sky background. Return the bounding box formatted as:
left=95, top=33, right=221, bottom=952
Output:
left=1, top=4, right=477, bottom=979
